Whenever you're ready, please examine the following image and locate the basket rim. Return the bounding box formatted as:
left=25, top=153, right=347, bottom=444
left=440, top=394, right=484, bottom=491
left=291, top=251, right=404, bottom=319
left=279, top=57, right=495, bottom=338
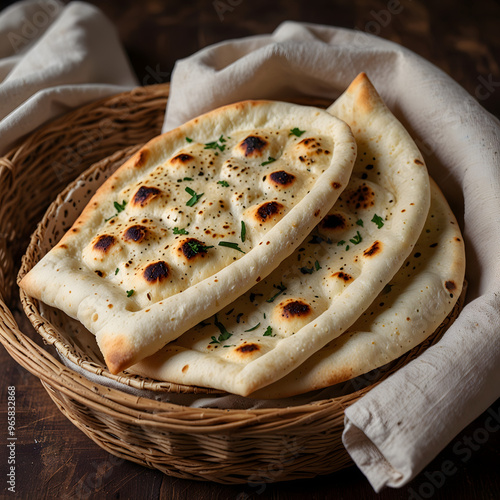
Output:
left=0, top=83, right=466, bottom=433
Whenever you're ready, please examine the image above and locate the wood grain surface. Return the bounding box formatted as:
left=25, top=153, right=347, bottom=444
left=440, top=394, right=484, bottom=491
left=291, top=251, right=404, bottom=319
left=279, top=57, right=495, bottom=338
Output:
left=1, top=0, right=500, bottom=498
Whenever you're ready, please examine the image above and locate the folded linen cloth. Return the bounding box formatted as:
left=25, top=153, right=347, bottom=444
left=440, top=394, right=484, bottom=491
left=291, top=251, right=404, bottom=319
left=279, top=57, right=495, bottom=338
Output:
left=0, top=0, right=138, bottom=155
left=163, top=21, right=500, bottom=491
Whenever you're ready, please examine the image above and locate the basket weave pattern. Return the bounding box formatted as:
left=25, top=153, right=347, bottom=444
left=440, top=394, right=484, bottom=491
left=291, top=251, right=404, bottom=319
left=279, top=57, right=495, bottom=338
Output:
left=0, top=84, right=464, bottom=483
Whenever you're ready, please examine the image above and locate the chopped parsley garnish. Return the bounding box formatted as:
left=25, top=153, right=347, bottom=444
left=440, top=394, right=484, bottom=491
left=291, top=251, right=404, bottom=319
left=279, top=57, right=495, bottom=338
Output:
left=371, top=213, right=385, bottom=229
left=185, top=186, right=204, bottom=206
left=105, top=200, right=127, bottom=221
left=315, top=260, right=321, bottom=271
left=346, top=244, right=350, bottom=251
left=177, top=177, right=194, bottom=182
left=244, top=323, right=261, bottom=332
left=263, top=326, right=275, bottom=337
left=349, top=231, right=363, bottom=245
left=173, top=227, right=188, bottom=235
left=266, top=282, right=287, bottom=303
left=209, top=314, right=232, bottom=344
left=289, top=127, right=306, bottom=137
left=115, top=268, right=119, bottom=275
left=356, top=219, right=364, bottom=227
left=204, top=135, right=227, bottom=152
left=188, top=241, right=214, bottom=254
left=217, top=180, right=230, bottom=187
left=337, top=240, right=346, bottom=246
left=240, top=220, right=246, bottom=242
left=114, top=200, right=127, bottom=212
left=185, top=137, right=193, bottom=143
left=261, top=157, right=276, bottom=166
left=126, top=289, right=134, bottom=297
left=218, top=241, right=245, bottom=253
left=300, top=266, right=314, bottom=274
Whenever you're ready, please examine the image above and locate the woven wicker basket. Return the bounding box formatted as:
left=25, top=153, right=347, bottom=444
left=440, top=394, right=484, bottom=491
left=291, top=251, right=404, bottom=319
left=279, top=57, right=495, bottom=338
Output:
left=0, top=84, right=464, bottom=483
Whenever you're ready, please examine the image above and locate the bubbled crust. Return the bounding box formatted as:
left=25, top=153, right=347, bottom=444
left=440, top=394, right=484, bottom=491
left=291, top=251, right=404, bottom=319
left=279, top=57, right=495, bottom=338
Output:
left=19, top=99, right=357, bottom=375
left=130, top=74, right=454, bottom=399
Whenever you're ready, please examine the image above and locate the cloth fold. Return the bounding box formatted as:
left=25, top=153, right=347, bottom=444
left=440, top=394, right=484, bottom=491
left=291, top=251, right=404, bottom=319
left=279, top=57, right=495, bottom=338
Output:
left=164, top=21, right=500, bottom=491
left=0, top=0, right=138, bottom=155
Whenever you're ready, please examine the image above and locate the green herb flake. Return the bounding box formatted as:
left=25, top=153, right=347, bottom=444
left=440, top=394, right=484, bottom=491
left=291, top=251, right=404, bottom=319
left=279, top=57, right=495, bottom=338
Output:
left=263, top=326, right=275, bottom=337
left=300, top=266, right=314, bottom=275
left=314, top=260, right=321, bottom=271
left=217, top=180, right=230, bottom=187
left=337, top=240, right=346, bottom=246
left=371, top=213, right=385, bottom=229
left=188, top=241, right=214, bottom=255
left=349, top=231, right=363, bottom=245
left=214, top=314, right=232, bottom=342
left=126, top=289, right=134, bottom=297
left=115, top=268, right=119, bottom=275
left=218, top=241, right=245, bottom=253
left=346, top=244, right=350, bottom=251
left=240, top=220, right=246, bottom=242
left=173, top=227, right=188, bottom=235
left=185, top=186, right=204, bottom=207
left=204, top=135, right=227, bottom=152
left=266, top=282, right=287, bottom=303
left=244, top=322, right=261, bottom=332
left=289, top=127, right=306, bottom=137
left=185, top=137, right=193, bottom=143
left=114, top=200, right=127, bottom=213
left=105, top=199, right=127, bottom=221
left=356, top=219, right=364, bottom=227
left=261, top=156, right=276, bottom=166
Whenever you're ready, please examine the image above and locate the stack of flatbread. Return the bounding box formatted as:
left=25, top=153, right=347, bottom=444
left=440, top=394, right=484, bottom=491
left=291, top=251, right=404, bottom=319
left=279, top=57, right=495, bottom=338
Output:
left=19, top=73, right=465, bottom=398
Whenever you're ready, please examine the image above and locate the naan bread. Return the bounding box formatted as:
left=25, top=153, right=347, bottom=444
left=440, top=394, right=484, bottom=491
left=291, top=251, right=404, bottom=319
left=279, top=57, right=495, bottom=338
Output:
left=19, top=100, right=357, bottom=374
left=130, top=73, right=432, bottom=396
left=251, top=177, right=465, bottom=398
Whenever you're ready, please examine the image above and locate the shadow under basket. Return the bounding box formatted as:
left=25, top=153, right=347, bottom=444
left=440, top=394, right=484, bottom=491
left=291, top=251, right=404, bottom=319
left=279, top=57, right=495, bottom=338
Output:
left=0, top=84, right=465, bottom=484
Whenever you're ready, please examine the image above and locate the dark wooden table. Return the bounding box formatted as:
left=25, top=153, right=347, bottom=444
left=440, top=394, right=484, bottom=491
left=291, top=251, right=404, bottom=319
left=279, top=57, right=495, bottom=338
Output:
left=2, top=0, right=500, bottom=498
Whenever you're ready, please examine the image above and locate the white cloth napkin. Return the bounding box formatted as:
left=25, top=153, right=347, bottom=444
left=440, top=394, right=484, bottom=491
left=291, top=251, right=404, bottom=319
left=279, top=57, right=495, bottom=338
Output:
left=164, top=21, right=500, bottom=491
left=0, top=0, right=138, bottom=155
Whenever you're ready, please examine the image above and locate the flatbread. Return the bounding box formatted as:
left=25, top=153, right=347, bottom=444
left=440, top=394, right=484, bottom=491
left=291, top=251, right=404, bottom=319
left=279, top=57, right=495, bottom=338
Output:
left=130, top=73, right=432, bottom=396
left=251, top=177, right=465, bottom=398
left=19, top=100, right=356, bottom=373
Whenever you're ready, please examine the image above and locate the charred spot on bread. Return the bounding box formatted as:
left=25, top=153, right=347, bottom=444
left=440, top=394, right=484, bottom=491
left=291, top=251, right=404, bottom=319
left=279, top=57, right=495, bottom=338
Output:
left=179, top=238, right=210, bottom=260
left=254, top=201, right=284, bottom=223
left=235, top=343, right=260, bottom=354
left=143, top=261, right=169, bottom=283
left=269, top=170, right=296, bottom=187
left=363, top=240, right=382, bottom=257
left=279, top=299, right=312, bottom=319
left=331, top=271, right=353, bottom=282
left=238, top=135, right=267, bottom=157
left=445, top=280, right=457, bottom=291
left=321, top=214, right=347, bottom=231
left=134, top=148, right=150, bottom=168
left=123, top=225, right=147, bottom=243
left=93, top=234, right=116, bottom=253
left=132, top=186, right=162, bottom=207
left=170, top=153, right=194, bottom=165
